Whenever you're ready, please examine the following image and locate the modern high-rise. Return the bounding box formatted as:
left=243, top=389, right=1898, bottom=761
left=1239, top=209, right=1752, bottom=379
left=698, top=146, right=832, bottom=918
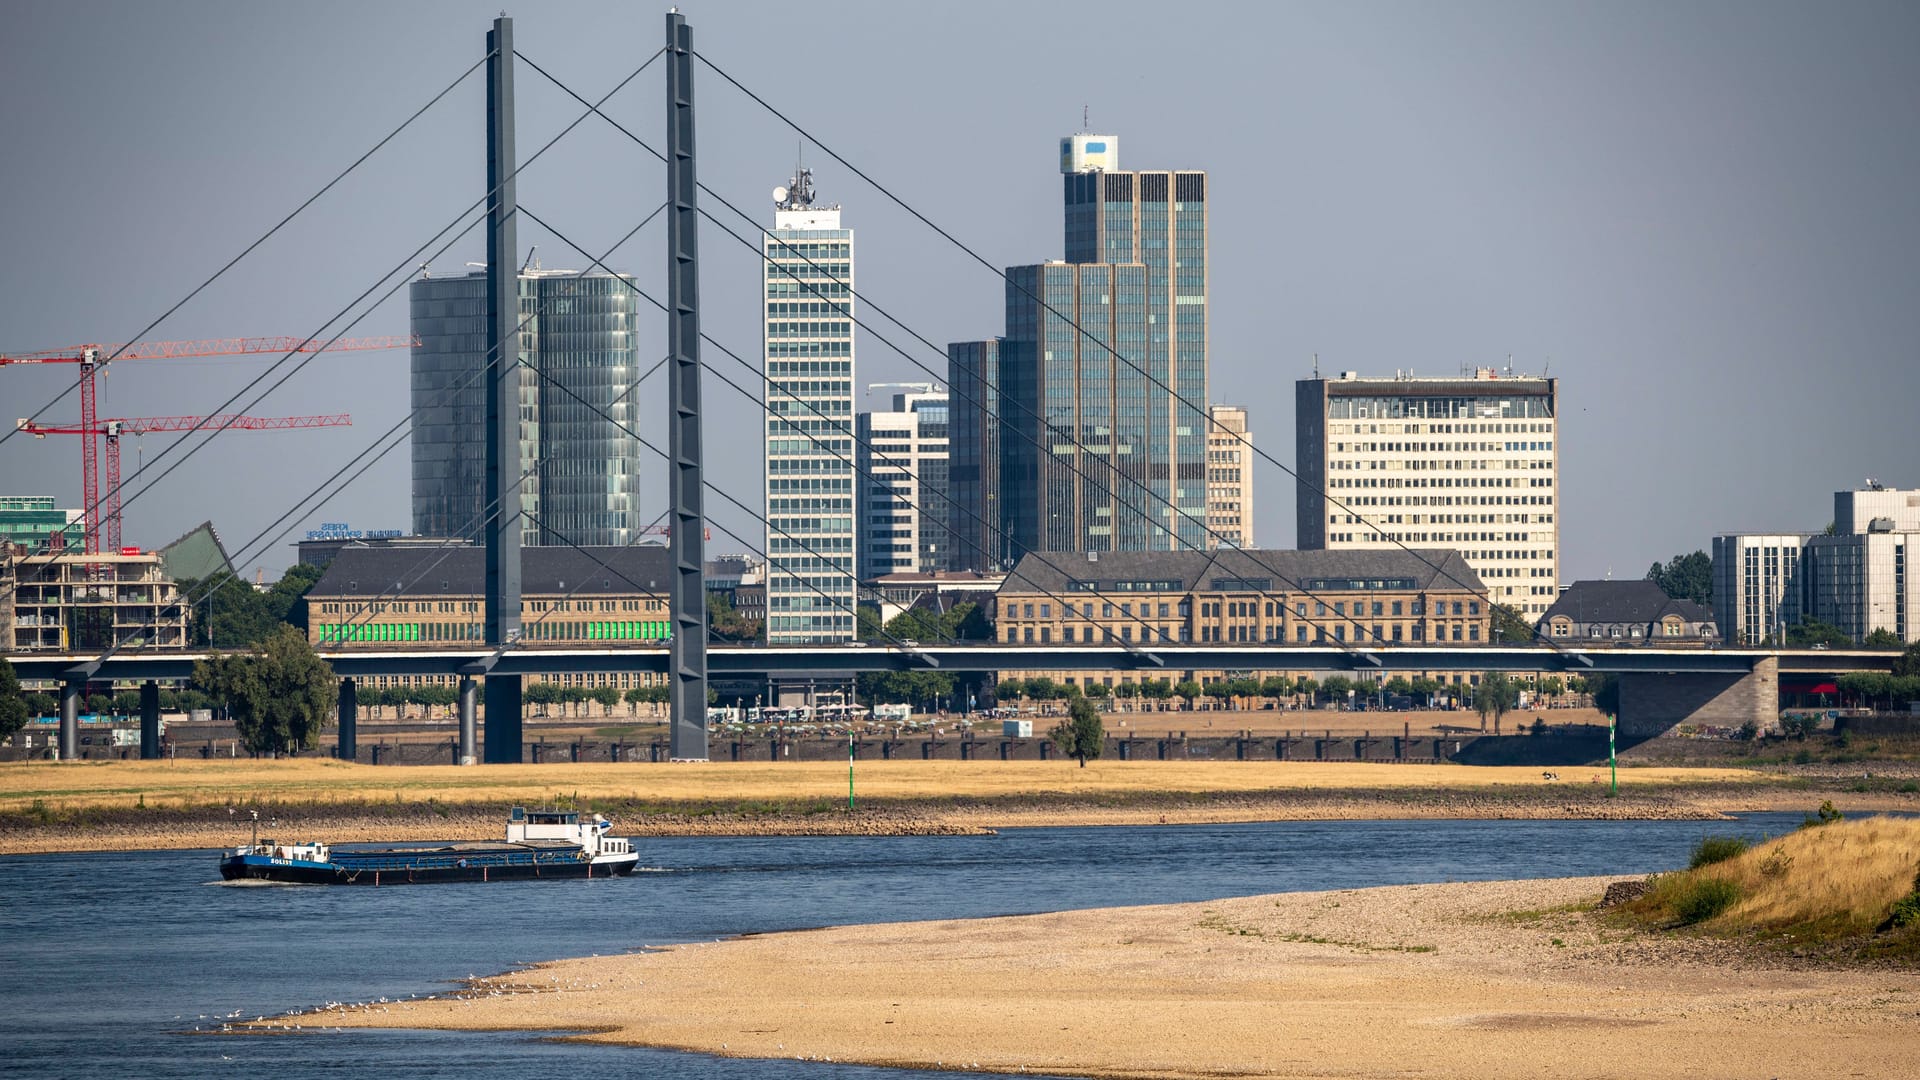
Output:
left=946, top=338, right=1004, bottom=571
left=410, top=268, right=643, bottom=547
left=1296, top=368, right=1560, bottom=619
left=996, top=135, right=1209, bottom=561
left=1205, top=405, right=1252, bottom=548
left=1711, top=533, right=1810, bottom=646
left=1714, top=483, right=1920, bottom=645
left=763, top=167, right=856, bottom=644
left=856, top=384, right=948, bottom=579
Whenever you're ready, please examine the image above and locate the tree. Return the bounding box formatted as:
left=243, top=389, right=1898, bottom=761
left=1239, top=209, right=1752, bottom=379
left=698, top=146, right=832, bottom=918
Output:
left=1783, top=618, right=1851, bottom=649
left=24, top=692, right=57, bottom=720
left=0, top=659, right=29, bottom=745
left=589, top=686, right=622, bottom=717
left=1293, top=676, right=1318, bottom=707
left=995, top=678, right=1026, bottom=703
left=177, top=571, right=265, bottom=648
left=191, top=624, right=336, bottom=755
left=1647, top=551, right=1713, bottom=606
left=524, top=682, right=561, bottom=717
left=559, top=686, right=590, bottom=718
left=1383, top=676, right=1413, bottom=700
left=1261, top=675, right=1291, bottom=709
left=1472, top=671, right=1520, bottom=729
left=265, top=561, right=326, bottom=631
left=1172, top=680, right=1202, bottom=709
left=1539, top=675, right=1565, bottom=698
left=1897, top=642, right=1920, bottom=679
left=1050, top=695, right=1105, bottom=768
left=1026, top=677, right=1060, bottom=701
left=1320, top=675, right=1353, bottom=706
left=707, top=590, right=764, bottom=643
left=1862, top=628, right=1903, bottom=650
left=1410, top=677, right=1440, bottom=707
left=1490, top=603, right=1537, bottom=645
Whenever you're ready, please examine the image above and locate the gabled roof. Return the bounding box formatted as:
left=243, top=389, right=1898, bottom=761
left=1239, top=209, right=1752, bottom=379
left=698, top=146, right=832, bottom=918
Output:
left=1003, top=547, right=1484, bottom=595
left=310, top=545, right=672, bottom=598
left=1543, top=580, right=1711, bottom=625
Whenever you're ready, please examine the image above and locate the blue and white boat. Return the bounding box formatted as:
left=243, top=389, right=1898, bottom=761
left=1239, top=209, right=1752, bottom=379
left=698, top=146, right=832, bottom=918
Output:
left=218, top=806, right=639, bottom=885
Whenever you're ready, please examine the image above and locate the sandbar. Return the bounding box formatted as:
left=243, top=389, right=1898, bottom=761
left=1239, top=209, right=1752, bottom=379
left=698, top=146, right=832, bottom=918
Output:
left=282, top=875, right=1918, bottom=1079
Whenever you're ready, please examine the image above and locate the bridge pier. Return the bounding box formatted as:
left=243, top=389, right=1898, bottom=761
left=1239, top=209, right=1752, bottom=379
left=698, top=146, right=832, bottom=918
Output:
left=1616, top=656, right=1778, bottom=740
left=457, top=676, right=477, bottom=766
left=336, top=678, right=357, bottom=762
left=58, top=680, right=80, bottom=760
left=139, top=680, right=160, bottom=759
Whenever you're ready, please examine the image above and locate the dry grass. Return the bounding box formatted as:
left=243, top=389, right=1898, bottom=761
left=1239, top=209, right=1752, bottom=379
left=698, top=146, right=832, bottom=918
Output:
left=0, top=757, right=1767, bottom=816
left=1627, top=816, right=1920, bottom=955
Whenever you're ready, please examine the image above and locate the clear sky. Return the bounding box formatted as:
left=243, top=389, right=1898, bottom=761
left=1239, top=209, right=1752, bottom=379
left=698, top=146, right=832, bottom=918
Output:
left=1, top=1, right=1915, bottom=581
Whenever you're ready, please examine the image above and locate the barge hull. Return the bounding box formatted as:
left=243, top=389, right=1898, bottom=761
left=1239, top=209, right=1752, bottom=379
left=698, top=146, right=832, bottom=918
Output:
left=219, top=854, right=637, bottom=885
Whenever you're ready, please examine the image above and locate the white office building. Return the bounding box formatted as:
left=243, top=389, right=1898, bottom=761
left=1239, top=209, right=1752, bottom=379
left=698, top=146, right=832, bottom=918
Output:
left=856, top=384, right=949, bottom=578
left=1711, top=533, right=1811, bottom=646
left=763, top=166, right=856, bottom=644
left=1713, top=483, right=1919, bottom=645
left=1296, top=368, right=1559, bottom=619
left=1205, top=404, right=1252, bottom=548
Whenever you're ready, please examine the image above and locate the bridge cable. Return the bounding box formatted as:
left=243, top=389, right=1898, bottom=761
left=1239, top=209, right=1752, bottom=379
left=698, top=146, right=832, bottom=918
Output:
left=692, top=48, right=1548, bottom=647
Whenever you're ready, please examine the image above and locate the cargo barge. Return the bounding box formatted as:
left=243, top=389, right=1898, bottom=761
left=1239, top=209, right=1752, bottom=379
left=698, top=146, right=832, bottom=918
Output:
left=218, top=806, right=638, bottom=885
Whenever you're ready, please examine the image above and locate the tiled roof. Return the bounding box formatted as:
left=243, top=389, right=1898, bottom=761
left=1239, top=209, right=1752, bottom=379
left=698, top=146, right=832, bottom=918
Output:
left=310, top=545, right=671, bottom=598
left=1003, top=548, right=1485, bottom=595
left=1543, top=580, right=1706, bottom=624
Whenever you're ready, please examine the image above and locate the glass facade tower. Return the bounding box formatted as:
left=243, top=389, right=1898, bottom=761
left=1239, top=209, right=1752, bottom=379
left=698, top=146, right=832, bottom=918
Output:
left=992, top=141, right=1209, bottom=563
left=763, top=173, right=857, bottom=643
left=409, top=269, right=642, bottom=547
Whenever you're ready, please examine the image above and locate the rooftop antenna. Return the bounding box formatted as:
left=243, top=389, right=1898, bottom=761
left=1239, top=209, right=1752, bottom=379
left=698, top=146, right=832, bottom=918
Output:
left=1083, top=103, right=1089, bottom=131
left=520, top=245, right=537, bottom=272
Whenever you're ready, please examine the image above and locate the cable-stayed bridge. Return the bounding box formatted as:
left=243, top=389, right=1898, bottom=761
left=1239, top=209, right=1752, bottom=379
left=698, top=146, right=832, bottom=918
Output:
left=5, top=12, right=1895, bottom=765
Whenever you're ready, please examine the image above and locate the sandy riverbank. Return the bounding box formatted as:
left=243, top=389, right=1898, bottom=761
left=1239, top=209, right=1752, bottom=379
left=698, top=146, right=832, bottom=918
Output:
left=4, top=758, right=1915, bottom=854
left=268, top=874, right=1919, bottom=1078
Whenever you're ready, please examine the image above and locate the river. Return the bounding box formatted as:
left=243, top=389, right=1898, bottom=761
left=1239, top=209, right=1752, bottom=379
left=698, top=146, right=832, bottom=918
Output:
left=0, top=814, right=1808, bottom=1078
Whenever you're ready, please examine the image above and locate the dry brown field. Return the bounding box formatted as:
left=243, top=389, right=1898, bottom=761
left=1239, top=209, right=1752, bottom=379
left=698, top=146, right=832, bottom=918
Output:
left=0, top=756, right=1755, bottom=817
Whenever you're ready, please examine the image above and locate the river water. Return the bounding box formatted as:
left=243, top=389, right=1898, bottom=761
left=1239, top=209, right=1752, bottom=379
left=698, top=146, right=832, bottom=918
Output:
left=1, top=814, right=1808, bottom=1079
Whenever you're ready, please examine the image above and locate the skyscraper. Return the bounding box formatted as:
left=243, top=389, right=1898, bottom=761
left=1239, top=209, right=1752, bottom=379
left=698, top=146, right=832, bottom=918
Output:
left=409, top=268, right=643, bottom=546
left=994, top=135, right=1209, bottom=561
left=855, top=384, right=949, bottom=579
left=1295, top=368, right=1560, bottom=619
left=946, top=338, right=1004, bottom=571
left=763, top=167, right=856, bottom=644
left=1205, top=404, right=1252, bottom=548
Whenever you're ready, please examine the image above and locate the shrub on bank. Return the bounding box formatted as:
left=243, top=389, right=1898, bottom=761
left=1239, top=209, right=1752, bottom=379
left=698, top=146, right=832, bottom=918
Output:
left=1689, top=835, right=1750, bottom=869
left=1675, top=877, right=1742, bottom=924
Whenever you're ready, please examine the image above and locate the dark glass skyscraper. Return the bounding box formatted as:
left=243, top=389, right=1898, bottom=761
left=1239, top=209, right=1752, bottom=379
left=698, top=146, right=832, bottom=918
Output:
left=945, top=338, right=1003, bottom=571
left=410, top=269, right=642, bottom=547
left=989, top=138, right=1209, bottom=562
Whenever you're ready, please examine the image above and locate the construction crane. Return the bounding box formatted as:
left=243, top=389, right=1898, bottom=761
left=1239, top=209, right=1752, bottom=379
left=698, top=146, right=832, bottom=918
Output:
left=0, top=335, right=410, bottom=553
left=16, top=413, right=354, bottom=553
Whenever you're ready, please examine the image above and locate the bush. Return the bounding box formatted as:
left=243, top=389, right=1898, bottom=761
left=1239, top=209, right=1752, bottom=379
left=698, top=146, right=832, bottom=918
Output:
left=1689, top=835, right=1751, bottom=869
left=1675, top=877, right=1742, bottom=925
left=1800, top=799, right=1845, bottom=829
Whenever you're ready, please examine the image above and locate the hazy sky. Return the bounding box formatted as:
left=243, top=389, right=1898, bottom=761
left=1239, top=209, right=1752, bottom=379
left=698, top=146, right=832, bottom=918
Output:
left=2, top=1, right=1915, bottom=581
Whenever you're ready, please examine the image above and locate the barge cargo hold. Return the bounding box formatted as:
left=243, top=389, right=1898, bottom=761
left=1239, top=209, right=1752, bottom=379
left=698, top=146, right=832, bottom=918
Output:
left=218, top=806, right=639, bottom=885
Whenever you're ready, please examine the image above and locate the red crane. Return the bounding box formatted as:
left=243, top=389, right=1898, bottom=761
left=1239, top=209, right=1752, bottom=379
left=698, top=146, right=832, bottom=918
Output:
left=0, top=335, right=410, bottom=553
left=16, top=413, right=355, bottom=553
